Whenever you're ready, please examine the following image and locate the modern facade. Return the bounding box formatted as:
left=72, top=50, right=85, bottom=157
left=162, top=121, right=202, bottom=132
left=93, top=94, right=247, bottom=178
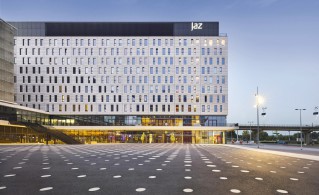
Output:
left=0, top=21, right=235, bottom=144
left=0, top=19, right=15, bottom=103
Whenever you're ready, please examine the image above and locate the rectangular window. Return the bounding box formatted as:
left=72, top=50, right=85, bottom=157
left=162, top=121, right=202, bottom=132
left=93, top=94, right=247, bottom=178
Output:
left=201, top=67, right=205, bottom=74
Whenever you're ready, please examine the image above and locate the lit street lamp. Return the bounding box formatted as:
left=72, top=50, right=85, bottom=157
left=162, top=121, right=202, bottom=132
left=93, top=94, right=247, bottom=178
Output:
left=295, top=108, right=306, bottom=150
left=255, top=87, right=264, bottom=148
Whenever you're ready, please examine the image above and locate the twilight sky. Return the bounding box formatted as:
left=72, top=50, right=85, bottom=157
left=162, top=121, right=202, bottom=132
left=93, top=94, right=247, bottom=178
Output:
left=0, top=0, right=318, bottom=125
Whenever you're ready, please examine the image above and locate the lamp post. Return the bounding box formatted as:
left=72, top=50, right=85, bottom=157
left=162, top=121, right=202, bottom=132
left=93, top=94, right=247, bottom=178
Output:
left=255, top=87, right=261, bottom=148
left=248, top=121, right=253, bottom=142
left=237, top=129, right=239, bottom=141
left=295, top=108, right=306, bottom=150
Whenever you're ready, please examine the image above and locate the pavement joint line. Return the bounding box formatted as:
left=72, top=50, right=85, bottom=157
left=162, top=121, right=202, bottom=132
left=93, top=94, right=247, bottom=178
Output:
left=212, top=144, right=319, bottom=161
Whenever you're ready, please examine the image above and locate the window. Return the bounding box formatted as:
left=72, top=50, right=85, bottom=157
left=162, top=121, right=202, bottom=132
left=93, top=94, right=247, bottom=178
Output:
left=196, top=95, right=199, bottom=102
left=209, top=95, right=213, bottom=103
left=201, top=67, right=205, bottom=74
left=209, top=57, right=213, bottom=65
left=218, top=39, right=223, bottom=46
left=214, top=105, right=218, bottom=112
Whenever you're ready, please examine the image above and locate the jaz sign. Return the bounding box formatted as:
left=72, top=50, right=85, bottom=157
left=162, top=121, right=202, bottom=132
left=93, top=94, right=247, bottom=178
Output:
left=191, top=22, right=203, bottom=31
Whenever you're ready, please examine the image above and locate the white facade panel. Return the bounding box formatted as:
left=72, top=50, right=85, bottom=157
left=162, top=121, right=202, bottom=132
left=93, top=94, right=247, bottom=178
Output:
left=14, top=35, right=228, bottom=116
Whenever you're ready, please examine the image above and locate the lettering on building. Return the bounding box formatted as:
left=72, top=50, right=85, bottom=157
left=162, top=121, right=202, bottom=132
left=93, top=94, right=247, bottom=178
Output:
left=191, top=22, right=203, bottom=31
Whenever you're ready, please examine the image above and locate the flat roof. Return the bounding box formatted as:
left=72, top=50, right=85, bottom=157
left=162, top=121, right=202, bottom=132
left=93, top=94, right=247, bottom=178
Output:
left=9, top=22, right=219, bottom=37
left=0, top=100, right=48, bottom=115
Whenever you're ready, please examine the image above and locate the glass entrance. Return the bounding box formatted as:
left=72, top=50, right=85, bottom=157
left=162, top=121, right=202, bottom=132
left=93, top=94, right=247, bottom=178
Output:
left=183, top=131, right=192, bottom=143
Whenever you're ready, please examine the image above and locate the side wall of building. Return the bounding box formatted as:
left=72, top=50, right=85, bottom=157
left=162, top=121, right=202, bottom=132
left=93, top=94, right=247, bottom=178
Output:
left=0, top=19, right=15, bottom=102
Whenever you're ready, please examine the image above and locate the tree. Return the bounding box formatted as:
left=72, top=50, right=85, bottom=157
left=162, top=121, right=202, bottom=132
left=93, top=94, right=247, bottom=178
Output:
left=259, top=131, right=269, bottom=141
left=242, top=130, right=250, bottom=141
left=293, top=133, right=300, bottom=140
left=228, top=131, right=237, bottom=140
left=251, top=131, right=269, bottom=141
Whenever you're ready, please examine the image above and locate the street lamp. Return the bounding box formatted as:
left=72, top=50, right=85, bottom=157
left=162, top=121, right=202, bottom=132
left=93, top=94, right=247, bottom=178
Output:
left=261, top=107, right=267, bottom=116
left=248, top=121, right=253, bottom=142
left=295, top=108, right=306, bottom=150
left=255, top=87, right=264, bottom=148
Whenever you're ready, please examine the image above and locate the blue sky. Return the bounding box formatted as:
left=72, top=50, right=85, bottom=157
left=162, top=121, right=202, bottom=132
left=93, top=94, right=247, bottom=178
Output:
left=0, top=0, right=318, bottom=125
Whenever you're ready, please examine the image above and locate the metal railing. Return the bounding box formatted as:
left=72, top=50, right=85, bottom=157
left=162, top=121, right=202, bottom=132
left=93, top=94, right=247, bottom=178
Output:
left=239, top=124, right=318, bottom=128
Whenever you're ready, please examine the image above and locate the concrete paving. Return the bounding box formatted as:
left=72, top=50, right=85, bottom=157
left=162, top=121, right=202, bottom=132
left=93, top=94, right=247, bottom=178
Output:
left=0, top=144, right=318, bottom=194
left=224, top=144, right=319, bottom=161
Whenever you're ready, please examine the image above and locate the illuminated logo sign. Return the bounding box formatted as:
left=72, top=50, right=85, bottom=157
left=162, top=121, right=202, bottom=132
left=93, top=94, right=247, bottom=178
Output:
left=191, top=22, right=203, bottom=31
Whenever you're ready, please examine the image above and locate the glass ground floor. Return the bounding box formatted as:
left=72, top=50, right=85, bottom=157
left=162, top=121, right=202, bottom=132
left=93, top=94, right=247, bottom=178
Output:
left=0, top=123, right=228, bottom=144
left=0, top=124, right=62, bottom=144
left=58, top=129, right=226, bottom=144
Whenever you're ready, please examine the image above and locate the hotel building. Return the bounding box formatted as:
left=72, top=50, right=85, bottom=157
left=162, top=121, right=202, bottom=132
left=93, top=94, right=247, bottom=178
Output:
left=0, top=19, right=15, bottom=102
left=0, top=21, right=235, bottom=144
